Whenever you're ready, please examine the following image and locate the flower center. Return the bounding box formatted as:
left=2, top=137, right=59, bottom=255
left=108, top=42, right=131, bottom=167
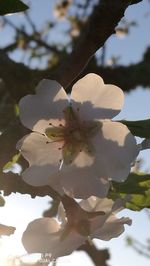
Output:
left=45, top=106, right=101, bottom=165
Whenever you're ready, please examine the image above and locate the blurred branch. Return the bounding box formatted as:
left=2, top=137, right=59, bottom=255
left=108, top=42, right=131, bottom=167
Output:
left=50, top=0, right=142, bottom=87
left=2, top=16, right=58, bottom=53
left=0, top=0, right=144, bottom=101
left=82, top=46, right=150, bottom=92
left=0, top=171, right=59, bottom=198
left=24, top=11, right=37, bottom=33
left=127, top=236, right=150, bottom=259
left=1, top=44, right=149, bottom=103
left=79, top=242, right=109, bottom=266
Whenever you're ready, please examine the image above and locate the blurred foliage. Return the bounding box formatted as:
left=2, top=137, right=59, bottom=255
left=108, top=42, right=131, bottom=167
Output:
left=110, top=173, right=150, bottom=210
left=3, top=152, right=20, bottom=172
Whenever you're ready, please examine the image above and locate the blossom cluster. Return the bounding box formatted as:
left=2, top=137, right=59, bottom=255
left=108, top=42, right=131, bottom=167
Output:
left=17, top=73, right=139, bottom=259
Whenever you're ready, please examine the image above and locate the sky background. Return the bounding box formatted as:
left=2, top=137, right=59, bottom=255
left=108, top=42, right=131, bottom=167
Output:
left=0, top=0, right=150, bottom=265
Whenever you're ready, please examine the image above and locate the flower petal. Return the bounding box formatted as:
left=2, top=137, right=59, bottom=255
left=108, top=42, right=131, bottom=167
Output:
left=92, top=121, right=139, bottom=181
left=56, top=162, right=110, bottom=198
left=92, top=215, right=132, bottom=240
left=22, top=218, right=86, bottom=258
left=51, top=230, right=86, bottom=259
left=71, top=73, right=124, bottom=121
left=19, top=79, right=68, bottom=133
left=22, top=218, right=61, bottom=254
left=80, top=197, right=114, bottom=212
left=17, top=132, right=63, bottom=186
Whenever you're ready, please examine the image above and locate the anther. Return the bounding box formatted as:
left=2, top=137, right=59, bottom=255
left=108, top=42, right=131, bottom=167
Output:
left=59, top=123, right=63, bottom=127
left=46, top=141, right=49, bottom=144
left=58, top=147, right=62, bottom=150
left=49, top=122, right=52, bottom=125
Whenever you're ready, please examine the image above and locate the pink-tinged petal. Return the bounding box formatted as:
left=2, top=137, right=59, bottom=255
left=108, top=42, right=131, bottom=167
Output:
left=80, top=197, right=114, bottom=213
left=19, top=79, right=68, bottom=133
left=0, top=224, right=16, bottom=236
left=22, top=218, right=86, bottom=258
left=16, top=132, right=63, bottom=186
left=92, top=215, right=132, bottom=240
left=73, top=150, right=94, bottom=168
left=22, top=218, right=61, bottom=254
left=57, top=164, right=110, bottom=199
left=51, top=230, right=86, bottom=260
left=92, top=121, right=139, bottom=181
left=71, top=73, right=124, bottom=121
left=79, top=197, right=129, bottom=236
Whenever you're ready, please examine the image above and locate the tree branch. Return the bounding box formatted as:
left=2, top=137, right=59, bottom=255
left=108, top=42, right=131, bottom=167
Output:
left=0, top=0, right=144, bottom=101
left=78, top=242, right=109, bottom=266
left=80, top=46, right=150, bottom=92
left=50, top=0, right=141, bottom=87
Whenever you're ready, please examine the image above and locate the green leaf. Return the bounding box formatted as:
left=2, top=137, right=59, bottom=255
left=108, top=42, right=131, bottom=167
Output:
left=0, top=0, right=29, bottom=15
left=3, top=152, right=20, bottom=171
left=120, top=119, right=150, bottom=138
left=109, top=173, right=150, bottom=211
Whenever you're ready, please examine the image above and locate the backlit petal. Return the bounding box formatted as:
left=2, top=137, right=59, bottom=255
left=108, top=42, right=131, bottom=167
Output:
left=61, top=171, right=110, bottom=199
left=92, top=215, right=132, bottom=240
left=16, top=132, right=63, bottom=186
left=92, top=121, right=139, bottom=181
left=71, top=73, right=124, bottom=121
left=19, top=79, right=68, bottom=133
left=22, top=218, right=61, bottom=254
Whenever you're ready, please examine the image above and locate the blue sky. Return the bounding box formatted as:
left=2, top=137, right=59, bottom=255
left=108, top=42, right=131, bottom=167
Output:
left=0, top=0, right=150, bottom=265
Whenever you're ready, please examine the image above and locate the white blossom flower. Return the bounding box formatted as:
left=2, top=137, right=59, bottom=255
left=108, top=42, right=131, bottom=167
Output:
left=17, top=73, right=138, bottom=198
left=22, top=197, right=131, bottom=260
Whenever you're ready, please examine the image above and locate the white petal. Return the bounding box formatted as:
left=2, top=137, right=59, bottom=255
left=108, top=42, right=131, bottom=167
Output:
left=80, top=197, right=114, bottom=212
left=51, top=230, right=86, bottom=259
left=73, top=150, right=94, bottom=168
left=22, top=218, right=61, bottom=253
left=63, top=175, right=109, bottom=199
left=19, top=79, right=68, bottom=133
left=92, top=121, right=139, bottom=181
left=80, top=197, right=117, bottom=234
left=58, top=164, right=110, bottom=199
left=71, top=73, right=124, bottom=121
left=17, top=132, right=62, bottom=186
left=22, top=218, right=86, bottom=258
left=92, top=215, right=132, bottom=240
